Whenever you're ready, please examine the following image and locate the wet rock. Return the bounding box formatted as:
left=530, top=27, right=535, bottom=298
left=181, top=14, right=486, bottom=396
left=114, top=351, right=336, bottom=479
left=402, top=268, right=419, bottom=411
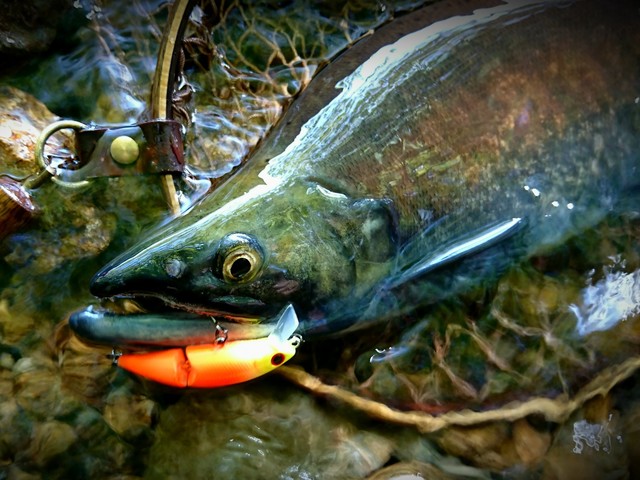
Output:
left=0, top=86, right=71, bottom=175
left=66, top=406, right=140, bottom=478
left=0, top=300, right=36, bottom=344
left=0, top=351, right=15, bottom=369
left=621, top=398, right=640, bottom=479
left=17, top=420, right=78, bottom=469
left=435, top=422, right=521, bottom=471
left=0, top=369, right=12, bottom=402
left=13, top=354, right=82, bottom=420
left=365, top=461, right=459, bottom=480
left=583, top=394, right=614, bottom=424
left=55, top=322, right=116, bottom=405
left=59, top=349, right=113, bottom=403
left=0, top=0, right=76, bottom=58
left=3, top=201, right=118, bottom=275
left=2, top=465, right=41, bottom=480
left=512, top=418, right=551, bottom=467
left=72, top=406, right=116, bottom=445
left=392, top=429, right=492, bottom=478
left=146, top=381, right=394, bottom=479
left=0, top=85, right=76, bottom=243
left=542, top=404, right=627, bottom=480
left=0, top=399, right=33, bottom=466
left=103, top=387, right=157, bottom=443
left=3, top=399, right=138, bottom=478
left=332, top=428, right=394, bottom=479
left=103, top=477, right=143, bottom=480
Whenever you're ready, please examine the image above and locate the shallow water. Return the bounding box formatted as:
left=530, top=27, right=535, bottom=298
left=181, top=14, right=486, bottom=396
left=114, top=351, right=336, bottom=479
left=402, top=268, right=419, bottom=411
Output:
left=1, top=0, right=640, bottom=479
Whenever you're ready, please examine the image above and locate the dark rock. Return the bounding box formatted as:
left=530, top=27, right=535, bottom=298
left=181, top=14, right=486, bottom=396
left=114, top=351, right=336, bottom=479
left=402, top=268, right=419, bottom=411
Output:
left=0, top=0, right=75, bottom=58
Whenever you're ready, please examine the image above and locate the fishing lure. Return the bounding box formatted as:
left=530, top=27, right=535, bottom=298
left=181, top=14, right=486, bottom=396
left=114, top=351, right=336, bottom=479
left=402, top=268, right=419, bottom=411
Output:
left=112, top=305, right=301, bottom=388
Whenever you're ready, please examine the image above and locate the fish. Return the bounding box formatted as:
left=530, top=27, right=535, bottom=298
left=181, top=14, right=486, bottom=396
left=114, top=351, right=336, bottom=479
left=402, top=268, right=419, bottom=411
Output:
left=113, top=305, right=301, bottom=387
left=71, top=0, right=640, bottom=345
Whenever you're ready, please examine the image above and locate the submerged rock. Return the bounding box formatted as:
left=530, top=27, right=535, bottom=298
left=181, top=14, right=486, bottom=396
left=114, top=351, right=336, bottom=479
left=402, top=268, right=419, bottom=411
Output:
left=0, top=399, right=32, bottom=467
left=146, top=381, right=395, bottom=479
left=18, top=420, right=78, bottom=469
left=542, top=396, right=628, bottom=480
left=0, top=85, right=69, bottom=176
left=365, top=461, right=461, bottom=480
left=145, top=378, right=485, bottom=479
left=103, top=387, right=157, bottom=443
left=0, top=0, right=76, bottom=58
left=1, top=0, right=639, bottom=479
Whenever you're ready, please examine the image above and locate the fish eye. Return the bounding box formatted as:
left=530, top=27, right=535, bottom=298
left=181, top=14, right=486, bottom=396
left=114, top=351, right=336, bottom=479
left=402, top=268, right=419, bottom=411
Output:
left=214, top=233, right=264, bottom=283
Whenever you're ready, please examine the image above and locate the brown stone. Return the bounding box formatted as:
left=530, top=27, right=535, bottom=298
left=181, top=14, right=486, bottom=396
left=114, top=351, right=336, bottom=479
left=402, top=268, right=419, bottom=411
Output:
left=0, top=176, right=38, bottom=240
left=103, top=389, right=157, bottom=442
left=513, top=418, right=551, bottom=466
left=436, top=421, right=520, bottom=471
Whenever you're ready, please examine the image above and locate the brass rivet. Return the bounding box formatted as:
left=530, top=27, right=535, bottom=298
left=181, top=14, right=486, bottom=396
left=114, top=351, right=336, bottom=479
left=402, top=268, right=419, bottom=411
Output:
left=110, top=136, right=139, bottom=165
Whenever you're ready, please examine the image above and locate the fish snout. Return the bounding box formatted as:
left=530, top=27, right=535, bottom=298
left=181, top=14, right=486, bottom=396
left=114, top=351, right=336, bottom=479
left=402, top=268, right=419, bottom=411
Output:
left=90, top=267, right=124, bottom=297
left=89, top=256, right=175, bottom=298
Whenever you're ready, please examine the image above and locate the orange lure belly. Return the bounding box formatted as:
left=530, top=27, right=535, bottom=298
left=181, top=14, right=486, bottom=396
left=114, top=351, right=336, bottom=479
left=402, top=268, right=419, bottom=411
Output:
left=117, top=336, right=298, bottom=388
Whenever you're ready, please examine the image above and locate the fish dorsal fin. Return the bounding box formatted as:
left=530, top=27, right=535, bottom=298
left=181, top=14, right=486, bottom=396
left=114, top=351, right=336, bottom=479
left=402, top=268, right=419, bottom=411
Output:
left=388, top=217, right=525, bottom=289
left=268, top=304, right=299, bottom=342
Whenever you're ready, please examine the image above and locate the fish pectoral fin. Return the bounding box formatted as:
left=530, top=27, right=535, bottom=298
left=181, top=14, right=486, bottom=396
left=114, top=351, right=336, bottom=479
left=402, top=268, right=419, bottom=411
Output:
left=389, top=217, right=525, bottom=288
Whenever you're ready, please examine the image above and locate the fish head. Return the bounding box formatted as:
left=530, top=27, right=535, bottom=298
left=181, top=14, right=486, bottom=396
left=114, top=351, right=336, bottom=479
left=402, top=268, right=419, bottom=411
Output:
left=90, top=177, right=396, bottom=327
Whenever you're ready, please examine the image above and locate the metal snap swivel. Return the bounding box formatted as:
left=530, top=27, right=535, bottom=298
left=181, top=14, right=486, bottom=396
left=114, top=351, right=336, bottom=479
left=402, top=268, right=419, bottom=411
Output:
left=107, top=348, right=123, bottom=365
left=289, top=334, right=303, bottom=348
left=35, top=120, right=89, bottom=188
left=211, top=318, right=228, bottom=344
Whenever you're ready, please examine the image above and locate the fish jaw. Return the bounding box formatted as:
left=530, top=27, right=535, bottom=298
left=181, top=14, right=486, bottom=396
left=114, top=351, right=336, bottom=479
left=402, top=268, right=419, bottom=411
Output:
left=68, top=305, right=278, bottom=347
left=88, top=234, right=274, bottom=317
left=88, top=233, right=282, bottom=319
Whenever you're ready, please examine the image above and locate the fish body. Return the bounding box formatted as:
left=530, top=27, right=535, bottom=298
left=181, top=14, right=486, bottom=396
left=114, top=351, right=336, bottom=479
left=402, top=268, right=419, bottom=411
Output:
left=77, top=0, right=640, bottom=342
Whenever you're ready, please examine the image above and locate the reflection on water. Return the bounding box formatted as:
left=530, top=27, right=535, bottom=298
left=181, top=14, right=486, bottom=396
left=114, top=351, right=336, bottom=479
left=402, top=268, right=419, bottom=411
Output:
left=0, top=0, right=639, bottom=479
left=571, top=260, right=640, bottom=337
left=12, top=0, right=168, bottom=123
left=572, top=416, right=621, bottom=455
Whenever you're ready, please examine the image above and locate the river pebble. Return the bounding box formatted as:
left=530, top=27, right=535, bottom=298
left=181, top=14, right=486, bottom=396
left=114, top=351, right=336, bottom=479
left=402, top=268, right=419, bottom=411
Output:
left=103, top=387, right=157, bottom=443
left=145, top=381, right=395, bottom=479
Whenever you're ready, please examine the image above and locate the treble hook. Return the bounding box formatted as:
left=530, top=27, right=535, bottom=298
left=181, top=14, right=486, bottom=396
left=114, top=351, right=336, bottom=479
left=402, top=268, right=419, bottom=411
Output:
left=210, top=317, right=228, bottom=344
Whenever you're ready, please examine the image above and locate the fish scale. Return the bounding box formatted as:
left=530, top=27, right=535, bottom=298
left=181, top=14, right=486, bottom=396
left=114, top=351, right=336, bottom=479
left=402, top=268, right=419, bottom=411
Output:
left=307, top=1, right=639, bottom=240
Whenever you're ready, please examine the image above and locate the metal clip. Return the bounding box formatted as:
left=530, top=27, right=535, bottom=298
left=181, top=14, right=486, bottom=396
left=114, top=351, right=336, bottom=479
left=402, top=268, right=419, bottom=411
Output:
left=33, top=119, right=185, bottom=186
left=34, top=120, right=89, bottom=188
left=107, top=348, right=123, bottom=365
left=63, top=119, right=185, bottom=183
left=211, top=318, right=228, bottom=344
left=289, top=334, right=303, bottom=349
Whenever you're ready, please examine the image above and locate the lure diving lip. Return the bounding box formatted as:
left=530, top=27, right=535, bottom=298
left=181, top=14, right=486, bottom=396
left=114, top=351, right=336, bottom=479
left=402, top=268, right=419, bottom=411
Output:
left=112, top=304, right=301, bottom=388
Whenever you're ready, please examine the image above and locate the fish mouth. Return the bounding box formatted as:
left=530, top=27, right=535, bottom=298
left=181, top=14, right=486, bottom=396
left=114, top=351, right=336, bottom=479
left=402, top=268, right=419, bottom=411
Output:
left=116, top=292, right=270, bottom=321
left=69, top=294, right=279, bottom=349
